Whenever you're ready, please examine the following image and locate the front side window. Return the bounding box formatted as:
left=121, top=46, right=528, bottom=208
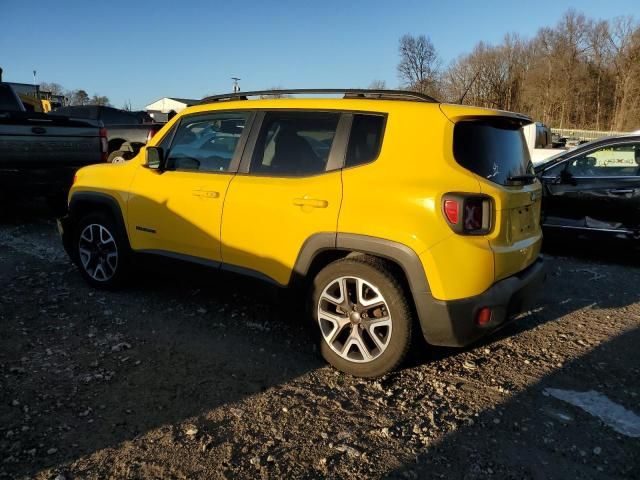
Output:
left=249, top=112, right=340, bottom=177
left=165, top=112, right=249, bottom=172
left=565, top=143, right=640, bottom=177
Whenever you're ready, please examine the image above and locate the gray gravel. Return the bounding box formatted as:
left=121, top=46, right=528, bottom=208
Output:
left=0, top=203, right=638, bottom=479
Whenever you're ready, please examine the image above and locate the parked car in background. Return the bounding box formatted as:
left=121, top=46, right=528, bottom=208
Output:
left=535, top=134, right=640, bottom=240
left=52, top=105, right=161, bottom=163
left=0, top=82, right=106, bottom=209
left=523, top=121, right=567, bottom=164
left=58, top=88, right=544, bottom=377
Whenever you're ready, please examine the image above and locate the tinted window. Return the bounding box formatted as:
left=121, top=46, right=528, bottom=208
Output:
left=0, top=84, right=21, bottom=110
left=346, top=114, right=385, bottom=168
left=566, top=143, right=640, bottom=177
left=166, top=112, right=248, bottom=172
left=454, top=120, right=533, bottom=185
left=250, top=112, right=340, bottom=177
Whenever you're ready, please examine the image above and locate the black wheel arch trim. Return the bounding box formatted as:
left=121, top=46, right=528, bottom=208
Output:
left=65, top=192, right=130, bottom=250
left=292, top=232, right=431, bottom=295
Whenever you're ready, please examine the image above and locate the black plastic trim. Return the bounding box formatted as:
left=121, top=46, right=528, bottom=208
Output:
left=62, top=191, right=129, bottom=257
left=200, top=88, right=438, bottom=104
left=137, top=249, right=221, bottom=269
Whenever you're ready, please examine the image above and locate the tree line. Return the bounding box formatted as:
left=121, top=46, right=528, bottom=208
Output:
left=39, top=82, right=110, bottom=107
left=393, top=10, right=639, bottom=131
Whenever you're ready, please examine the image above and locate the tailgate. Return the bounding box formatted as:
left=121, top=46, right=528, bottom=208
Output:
left=444, top=105, right=542, bottom=282
left=0, top=112, right=103, bottom=169
left=485, top=181, right=542, bottom=282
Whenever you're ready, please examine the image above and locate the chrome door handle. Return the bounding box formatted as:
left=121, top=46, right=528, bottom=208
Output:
left=609, top=189, right=634, bottom=195
left=293, top=197, right=329, bottom=208
left=192, top=189, right=220, bottom=198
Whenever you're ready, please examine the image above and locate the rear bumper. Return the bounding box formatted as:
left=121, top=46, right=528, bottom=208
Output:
left=416, top=257, right=545, bottom=347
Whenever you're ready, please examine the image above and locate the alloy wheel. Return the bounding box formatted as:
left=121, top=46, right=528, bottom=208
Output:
left=78, top=224, right=118, bottom=282
left=317, top=276, right=392, bottom=363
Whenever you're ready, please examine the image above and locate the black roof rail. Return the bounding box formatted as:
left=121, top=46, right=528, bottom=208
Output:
left=199, top=89, right=439, bottom=104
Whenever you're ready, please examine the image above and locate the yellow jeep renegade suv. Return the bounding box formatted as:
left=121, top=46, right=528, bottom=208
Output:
left=59, top=89, right=544, bottom=377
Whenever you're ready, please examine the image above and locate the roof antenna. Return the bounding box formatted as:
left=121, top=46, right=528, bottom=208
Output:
left=231, top=77, right=241, bottom=93
left=458, top=71, right=479, bottom=104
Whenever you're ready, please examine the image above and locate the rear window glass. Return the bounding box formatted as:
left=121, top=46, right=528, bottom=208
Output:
left=454, top=120, right=533, bottom=185
left=346, top=114, right=385, bottom=168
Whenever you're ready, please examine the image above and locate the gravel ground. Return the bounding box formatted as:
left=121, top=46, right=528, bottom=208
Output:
left=0, top=201, right=639, bottom=479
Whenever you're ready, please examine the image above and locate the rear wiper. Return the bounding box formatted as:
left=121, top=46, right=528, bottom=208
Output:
left=507, top=174, right=536, bottom=184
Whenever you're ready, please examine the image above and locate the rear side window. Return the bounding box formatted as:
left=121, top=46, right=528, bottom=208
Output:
left=454, top=120, right=533, bottom=185
left=250, top=112, right=340, bottom=177
left=346, top=114, right=385, bottom=168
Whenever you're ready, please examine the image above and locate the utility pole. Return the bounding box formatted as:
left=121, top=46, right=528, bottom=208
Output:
left=231, top=77, right=241, bottom=93
left=33, top=69, right=39, bottom=99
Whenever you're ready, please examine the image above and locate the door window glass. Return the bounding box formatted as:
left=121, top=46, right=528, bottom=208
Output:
left=565, top=143, right=640, bottom=177
left=249, top=112, right=340, bottom=177
left=166, top=112, right=249, bottom=172
left=345, top=114, right=385, bottom=168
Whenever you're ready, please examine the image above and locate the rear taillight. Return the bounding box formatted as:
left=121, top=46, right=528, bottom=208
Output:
left=99, top=127, right=108, bottom=162
left=146, top=127, right=159, bottom=144
left=443, top=199, right=459, bottom=224
left=442, top=193, right=493, bottom=235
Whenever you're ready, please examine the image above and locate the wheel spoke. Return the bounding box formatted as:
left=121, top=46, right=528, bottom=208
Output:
left=78, top=223, right=118, bottom=282
left=346, top=328, right=373, bottom=361
left=317, top=275, right=393, bottom=364
left=78, top=247, right=92, bottom=267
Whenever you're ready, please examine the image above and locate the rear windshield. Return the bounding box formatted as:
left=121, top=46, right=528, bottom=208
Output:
left=453, top=120, right=533, bottom=185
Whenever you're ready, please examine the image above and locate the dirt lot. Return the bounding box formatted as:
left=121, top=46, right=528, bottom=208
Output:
left=1, top=202, right=639, bottom=479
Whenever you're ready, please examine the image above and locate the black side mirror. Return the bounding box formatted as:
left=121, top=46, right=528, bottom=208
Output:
left=146, top=146, right=165, bottom=171
left=559, top=169, right=577, bottom=186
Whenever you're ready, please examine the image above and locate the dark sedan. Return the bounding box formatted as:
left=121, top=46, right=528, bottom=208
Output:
left=534, top=134, right=640, bottom=239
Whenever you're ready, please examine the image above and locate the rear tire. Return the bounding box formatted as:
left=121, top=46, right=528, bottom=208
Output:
left=72, top=212, right=129, bottom=289
left=310, top=256, right=413, bottom=377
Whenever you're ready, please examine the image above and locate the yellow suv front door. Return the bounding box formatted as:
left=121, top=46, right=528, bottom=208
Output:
left=220, top=111, right=345, bottom=285
left=127, top=111, right=252, bottom=262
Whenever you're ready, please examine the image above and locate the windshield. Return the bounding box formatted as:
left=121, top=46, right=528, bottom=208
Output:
left=453, top=120, right=533, bottom=186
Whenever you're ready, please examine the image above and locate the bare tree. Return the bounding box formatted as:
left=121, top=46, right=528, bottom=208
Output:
left=39, top=82, right=65, bottom=95
left=69, top=89, right=89, bottom=106
left=368, top=80, right=387, bottom=90
left=89, top=94, right=110, bottom=106
left=397, top=34, right=440, bottom=96
left=438, top=10, right=639, bottom=131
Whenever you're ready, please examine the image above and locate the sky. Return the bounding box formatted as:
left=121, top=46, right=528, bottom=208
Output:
left=1, top=0, right=637, bottom=110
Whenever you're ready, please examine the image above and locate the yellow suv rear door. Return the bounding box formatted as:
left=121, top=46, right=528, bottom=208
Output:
left=220, top=111, right=348, bottom=285
left=127, top=111, right=254, bottom=262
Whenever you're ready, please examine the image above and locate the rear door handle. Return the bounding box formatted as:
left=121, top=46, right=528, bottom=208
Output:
left=293, top=197, right=329, bottom=208
left=609, top=189, right=634, bottom=195
left=192, top=189, right=220, bottom=199
left=31, top=127, right=46, bottom=134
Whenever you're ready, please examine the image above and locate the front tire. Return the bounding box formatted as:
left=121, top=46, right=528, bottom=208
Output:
left=72, top=212, right=129, bottom=289
left=310, top=256, right=413, bottom=377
